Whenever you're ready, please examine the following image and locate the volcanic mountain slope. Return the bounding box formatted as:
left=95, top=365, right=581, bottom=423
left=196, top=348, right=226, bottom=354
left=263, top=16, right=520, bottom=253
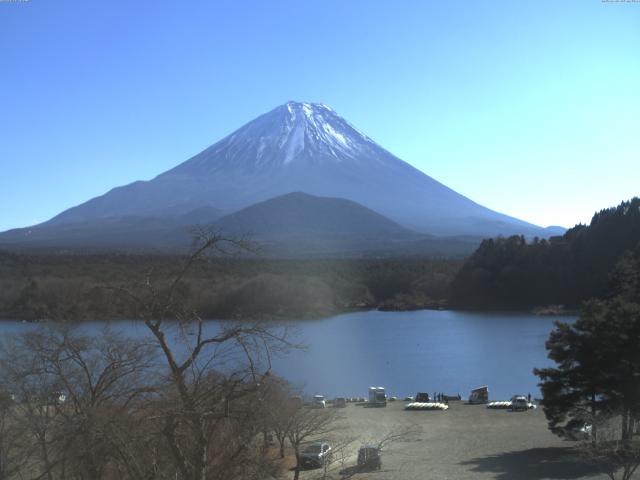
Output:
left=0, top=192, right=482, bottom=257
left=0, top=216, right=198, bottom=252
left=33, top=101, right=556, bottom=238
left=214, top=192, right=421, bottom=256
left=217, top=192, right=414, bottom=239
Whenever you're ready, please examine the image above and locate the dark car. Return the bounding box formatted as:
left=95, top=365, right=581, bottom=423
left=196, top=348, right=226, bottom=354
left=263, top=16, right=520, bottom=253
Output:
left=357, top=445, right=381, bottom=470
left=415, top=392, right=430, bottom=402
left=299, top=442, right=332, bottom=469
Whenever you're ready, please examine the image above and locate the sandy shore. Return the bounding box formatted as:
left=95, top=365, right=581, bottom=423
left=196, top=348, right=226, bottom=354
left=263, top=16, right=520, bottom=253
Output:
left=297, top=401, right=614, bottom=480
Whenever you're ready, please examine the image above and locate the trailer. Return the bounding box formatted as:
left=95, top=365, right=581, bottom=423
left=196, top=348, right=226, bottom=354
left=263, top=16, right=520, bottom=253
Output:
left=468, top=386, right=489, bottom=404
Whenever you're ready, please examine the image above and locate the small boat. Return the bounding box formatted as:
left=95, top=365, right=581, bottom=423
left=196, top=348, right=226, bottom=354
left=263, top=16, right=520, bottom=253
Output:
left=487, top=401, right=512, bottom=409
left=404, top=402, right=449, bottom=411
left=487, top=400, right=537, bottom=410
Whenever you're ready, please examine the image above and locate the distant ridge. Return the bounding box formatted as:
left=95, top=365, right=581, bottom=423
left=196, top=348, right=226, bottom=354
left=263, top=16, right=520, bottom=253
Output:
left=216, top=192, right=415, bottom=238
left=0, top=193, right=482, bottom=257
left=212, top=192, right=422, bottom=256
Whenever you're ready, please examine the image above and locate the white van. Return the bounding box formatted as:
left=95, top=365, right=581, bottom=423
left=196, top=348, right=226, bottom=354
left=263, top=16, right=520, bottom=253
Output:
left=511, top=395, right=528, bottom=411
left=368, top=387, right=387, bottom=407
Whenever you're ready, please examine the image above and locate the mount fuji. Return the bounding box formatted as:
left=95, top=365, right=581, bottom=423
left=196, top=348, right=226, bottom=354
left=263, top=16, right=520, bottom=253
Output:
left=1, top=101, right=562, bottom=253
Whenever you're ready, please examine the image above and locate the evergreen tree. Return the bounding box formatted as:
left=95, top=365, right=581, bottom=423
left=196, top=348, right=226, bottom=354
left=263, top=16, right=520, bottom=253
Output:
left=451, top=198, right=640, bottom=309
left=535, top=247, right=640, bottom=443
left=535, top=300, right=640, bottom=440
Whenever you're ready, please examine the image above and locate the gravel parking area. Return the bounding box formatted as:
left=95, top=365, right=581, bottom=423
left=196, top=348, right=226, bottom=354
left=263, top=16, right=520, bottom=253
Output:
left=298, top=401, right=614, bottom=480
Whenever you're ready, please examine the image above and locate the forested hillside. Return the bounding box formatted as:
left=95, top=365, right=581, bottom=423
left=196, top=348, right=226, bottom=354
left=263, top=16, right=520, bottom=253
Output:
left=0, top=253, right=460, bottom=321
left=450, top=198, right=640, bottom=309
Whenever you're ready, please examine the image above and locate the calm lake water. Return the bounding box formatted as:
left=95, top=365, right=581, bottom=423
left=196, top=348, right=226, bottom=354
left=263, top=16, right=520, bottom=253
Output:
left=0, top=310, right=574, bottom=401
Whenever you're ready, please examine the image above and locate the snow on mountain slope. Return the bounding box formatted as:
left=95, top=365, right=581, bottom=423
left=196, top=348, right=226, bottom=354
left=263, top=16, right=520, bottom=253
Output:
left=165, top=102, right=388, bottom=173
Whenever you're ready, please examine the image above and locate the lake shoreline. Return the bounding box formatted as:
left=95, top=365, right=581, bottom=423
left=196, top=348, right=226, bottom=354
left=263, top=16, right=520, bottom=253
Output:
left=0, top=302, right=578, bottom=323
left=0, top=309, right=574, bottom=400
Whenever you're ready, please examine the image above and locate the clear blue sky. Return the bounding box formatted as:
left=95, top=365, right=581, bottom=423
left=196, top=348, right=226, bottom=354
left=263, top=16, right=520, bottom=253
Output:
left=1, top=0, right=638, bottom=231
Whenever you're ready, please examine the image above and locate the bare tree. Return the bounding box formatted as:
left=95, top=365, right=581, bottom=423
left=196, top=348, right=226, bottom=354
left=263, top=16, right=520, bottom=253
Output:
left=1, top=329, right=67, bottom=480
left=285, top=406, right=342, bottom=480
left=112, top=232, right=296, bottom=480
left=333, top=425, right=423, bottom=478
left=316, top=432, right=357, bottom=480
left=373, top=425, right=422, bottom=452
left=253, top=375, right=291, bottom=456
left=0, top=325, right=160, bottom=480
left=0, top=232, right=305, bottom=480
left=0, top=390, right=29, bottom=480
left=260, top=380, right=302, bottom=459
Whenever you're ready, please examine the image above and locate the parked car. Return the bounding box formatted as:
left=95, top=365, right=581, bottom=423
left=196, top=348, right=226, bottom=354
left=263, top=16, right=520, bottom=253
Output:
left=510, top=395, right=529, bottom=411
left=565, top=419, right=592, bottom=440
left=334, top=397, right=347, bottom=408
left=299, top=442, right=332, bottom=468
left=312, top=395, right=326, bottom=408
left=49, top=391, right=67, bottom=405
left=357, top=445, right=381, bottom=470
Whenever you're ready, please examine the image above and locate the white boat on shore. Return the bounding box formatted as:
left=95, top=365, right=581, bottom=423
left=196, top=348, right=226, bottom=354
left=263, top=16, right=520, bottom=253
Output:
left=487, top=401, right=536, bottom=410
left=405, top=402, right=449, bottom=411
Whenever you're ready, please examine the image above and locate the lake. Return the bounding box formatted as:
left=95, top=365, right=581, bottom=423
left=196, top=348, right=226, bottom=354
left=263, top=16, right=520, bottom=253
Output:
left=0, top=309, right=574, bottom=401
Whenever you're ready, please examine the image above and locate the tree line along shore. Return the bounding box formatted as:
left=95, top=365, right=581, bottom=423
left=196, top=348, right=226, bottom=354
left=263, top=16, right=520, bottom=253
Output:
left=0, top=253, right=460, bottom=321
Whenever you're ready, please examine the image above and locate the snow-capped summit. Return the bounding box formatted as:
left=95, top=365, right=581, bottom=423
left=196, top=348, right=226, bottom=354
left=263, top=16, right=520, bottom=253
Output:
left=39, top=101, right=551, bottom=238
left=166, top=101, right=383, bottom=174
